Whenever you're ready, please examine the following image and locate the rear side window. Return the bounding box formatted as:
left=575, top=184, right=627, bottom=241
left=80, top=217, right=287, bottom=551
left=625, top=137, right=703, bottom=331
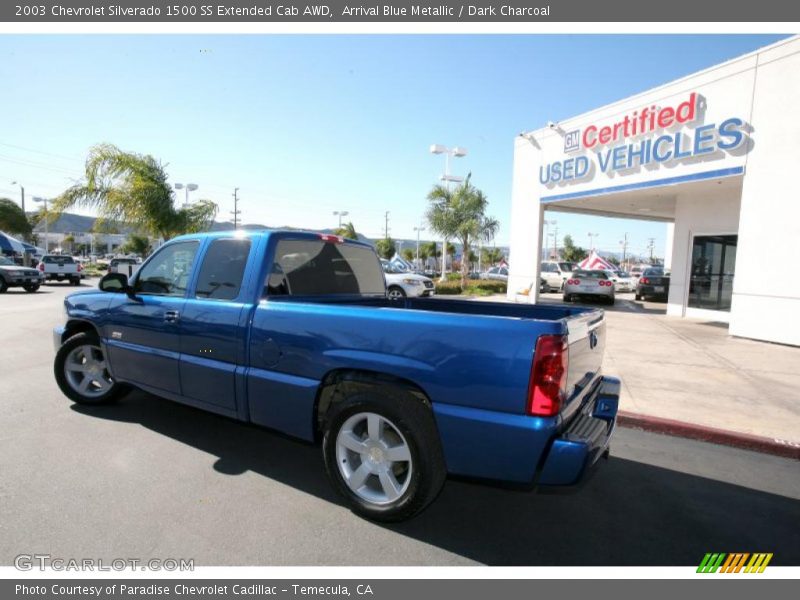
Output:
left=266, top=239, right=385, bottom=297
left=195, top=238, right=252, bottom=301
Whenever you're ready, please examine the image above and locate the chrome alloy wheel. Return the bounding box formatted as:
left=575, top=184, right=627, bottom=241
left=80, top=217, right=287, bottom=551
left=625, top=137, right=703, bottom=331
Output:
left=387, top=287, right=405, bottom=300
left=63, top=344, right=114, bottom=398
left=335, top=412, right=413, bottom=505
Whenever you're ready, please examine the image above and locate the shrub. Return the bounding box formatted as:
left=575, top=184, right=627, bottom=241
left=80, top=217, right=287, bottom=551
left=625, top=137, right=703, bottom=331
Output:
left=434, top=281, right=463, bottom=295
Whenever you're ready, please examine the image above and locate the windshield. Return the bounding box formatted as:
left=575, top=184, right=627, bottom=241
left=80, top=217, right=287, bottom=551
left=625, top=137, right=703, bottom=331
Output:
left=43, top=256, right=74, bottom=264
left=643, top=268, right=665, bottom=276
left=617, top=271, right=630, bottom=277
left=0, top=257, right=15, bottom=266
left=559, top=262, right=574, bottom=271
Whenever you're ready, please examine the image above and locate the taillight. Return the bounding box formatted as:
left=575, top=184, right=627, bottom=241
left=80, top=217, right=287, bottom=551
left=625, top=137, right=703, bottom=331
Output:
left=527, top=334, right=569, bottom=417
left=641, top=277, right=650, bottom=285
left=569, top=279, right=580, bottom=285
left=38, top=262, right=44, bottom=271
left=600, top=280, right=611, bottom=286
left=77, top=263, right=83, bottom=272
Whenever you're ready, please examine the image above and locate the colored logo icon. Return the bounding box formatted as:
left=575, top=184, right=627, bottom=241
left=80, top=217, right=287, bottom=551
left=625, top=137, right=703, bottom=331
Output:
left=697, top=553, right=773, bottom=573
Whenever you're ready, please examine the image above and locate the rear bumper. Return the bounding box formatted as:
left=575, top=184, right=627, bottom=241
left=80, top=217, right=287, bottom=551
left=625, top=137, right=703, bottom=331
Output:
left=638, top=285, right=668, bottom=296
left=433, top=376, right=620, bottom=486
left=536, top=377, right=619, bottom=486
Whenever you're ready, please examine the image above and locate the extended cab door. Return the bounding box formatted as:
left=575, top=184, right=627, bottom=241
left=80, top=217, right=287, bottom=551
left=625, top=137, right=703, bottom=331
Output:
left=105, top=240, right=200, bottom=395
left=178, top=237, right=254, bottom=415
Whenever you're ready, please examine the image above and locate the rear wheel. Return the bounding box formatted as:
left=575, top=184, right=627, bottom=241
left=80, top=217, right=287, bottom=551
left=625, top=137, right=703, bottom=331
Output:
left=0, top=277, right=7, bottom=293
left=562, top=294, right=571, bottom=302
left=54, top=332, right=127, bottom=405
left=70, top=277, right=81, bottom=286
left=23, top=284, right=40, bottom=293
left=322, top=389, right=446, bottom=522
left=635, top=293, right=642, bottom=301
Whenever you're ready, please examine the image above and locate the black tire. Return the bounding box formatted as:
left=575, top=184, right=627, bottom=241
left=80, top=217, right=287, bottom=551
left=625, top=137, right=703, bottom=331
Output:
left=23, top=284, right=40, bottom=293
left=70, top=277, right=81, bottom=286
left=0, top=277, right=7, bottom=293
left=635, top=293, right=642, bottom=301
left=387, top=286, right=406, bottom=300
left=322, top=388, right=446, bottom=522
left=54, top=331, right=128, bottom=405
left=562, top=294, right=571, bottom=303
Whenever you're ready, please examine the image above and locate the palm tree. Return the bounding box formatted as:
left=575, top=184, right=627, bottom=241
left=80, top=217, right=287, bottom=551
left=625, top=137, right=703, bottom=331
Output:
left=426, top=174, right=497, bottom=288
left=375, top=237, right=396, bottom=259
left=334, top=221, right=358, bottom=240
left=53, top=143, right=217, bottom=240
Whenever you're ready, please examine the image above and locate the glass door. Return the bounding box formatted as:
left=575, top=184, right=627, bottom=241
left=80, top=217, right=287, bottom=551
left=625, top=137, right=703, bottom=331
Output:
left=688, top=235, right=737, bottom=312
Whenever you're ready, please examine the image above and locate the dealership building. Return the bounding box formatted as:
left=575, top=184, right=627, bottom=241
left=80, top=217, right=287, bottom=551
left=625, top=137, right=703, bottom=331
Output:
left=508, top=35, right=800, bottom=347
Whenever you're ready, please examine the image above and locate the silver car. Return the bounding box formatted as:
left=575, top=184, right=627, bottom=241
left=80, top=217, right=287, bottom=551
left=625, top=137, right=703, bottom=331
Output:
left=563, top=269, right=615, bottom=305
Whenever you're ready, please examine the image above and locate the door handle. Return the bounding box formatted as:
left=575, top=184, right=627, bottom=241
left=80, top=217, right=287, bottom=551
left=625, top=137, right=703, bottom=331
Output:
left=164, top=310, right=180, bottom=323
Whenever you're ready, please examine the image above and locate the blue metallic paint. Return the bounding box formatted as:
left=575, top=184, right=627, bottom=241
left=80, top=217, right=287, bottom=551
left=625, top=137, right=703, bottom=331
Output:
left=56, top=230, right=619, bottom=486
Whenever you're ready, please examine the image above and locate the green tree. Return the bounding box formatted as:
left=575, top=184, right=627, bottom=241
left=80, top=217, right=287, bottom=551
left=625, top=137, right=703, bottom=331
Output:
left=401, top=248, right=415, bottom=262
left=334, top=221, right=358, bottom=240
left=375, top=237, right=396, bottom=259
left=120, top=234, right=152, bottom=257
left=0, top=198, right=32, bottom=236
left=420, top=241, right=438, bottom=269
left=53, top=143, right=218, bottom=240
left=607, top=255, right=620, bottom=266
left=561, top=234, right=588, bottom=263
left=481, top=247, right=503, bottom=266
left=427, top=174, right=498, bottom=287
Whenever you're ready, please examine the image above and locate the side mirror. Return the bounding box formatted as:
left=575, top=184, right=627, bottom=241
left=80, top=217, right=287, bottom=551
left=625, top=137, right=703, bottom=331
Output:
left=98, top=272, right=135, bottom=298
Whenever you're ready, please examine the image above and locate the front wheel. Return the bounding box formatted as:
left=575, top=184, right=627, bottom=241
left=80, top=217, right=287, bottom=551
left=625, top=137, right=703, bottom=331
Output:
left=322, top=390, right=446, bottom=522
left=387, top=286, right=406, bottom=300
left=23, top=284, right=40, bottom=293
left=54, top=332, right=127, bottom=405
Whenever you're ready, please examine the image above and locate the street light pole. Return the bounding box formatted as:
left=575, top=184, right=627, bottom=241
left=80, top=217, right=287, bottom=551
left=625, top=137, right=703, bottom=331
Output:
left=429, top=144, right=467, bottom=281
left=174, top=183, right=199, bottom=207
left=11, top=181, right=25, bottom=214
left=413, top=226, right=425, bottom=268
left=333, top=210, right=349, bottom=228
left=588, top=232, right=599, bottom=252
left=33, top=197, right=48, bottom=252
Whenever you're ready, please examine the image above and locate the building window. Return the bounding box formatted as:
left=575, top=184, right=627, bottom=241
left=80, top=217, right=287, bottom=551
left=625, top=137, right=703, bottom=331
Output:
left=688, top=235, right=737, bottom=312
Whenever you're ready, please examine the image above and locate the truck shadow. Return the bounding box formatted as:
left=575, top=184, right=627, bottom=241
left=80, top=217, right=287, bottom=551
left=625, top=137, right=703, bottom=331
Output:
left=72, top=391, right=800, bottom=566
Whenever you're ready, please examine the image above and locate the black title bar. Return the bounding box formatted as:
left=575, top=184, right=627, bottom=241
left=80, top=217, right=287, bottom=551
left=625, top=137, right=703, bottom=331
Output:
left=5, top=1, right=800, bottom=22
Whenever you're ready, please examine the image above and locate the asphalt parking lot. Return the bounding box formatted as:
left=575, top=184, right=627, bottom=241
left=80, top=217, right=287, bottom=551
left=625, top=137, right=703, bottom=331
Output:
left=1, top=282, right=799, bottom=566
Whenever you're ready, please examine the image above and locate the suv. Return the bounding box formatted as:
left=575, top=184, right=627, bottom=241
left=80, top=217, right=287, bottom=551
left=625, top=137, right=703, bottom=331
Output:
left=108, top=257, right=140, bottom=276
left=540, top=261, right=576, bottom=292
left=0, top=256, right=44, bottom=293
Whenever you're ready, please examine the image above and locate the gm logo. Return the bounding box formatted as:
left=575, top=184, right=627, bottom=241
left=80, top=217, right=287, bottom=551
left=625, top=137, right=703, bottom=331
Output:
left=564, top=129, right=580, bottom=153
left=697, top=552, right=773, bottom=573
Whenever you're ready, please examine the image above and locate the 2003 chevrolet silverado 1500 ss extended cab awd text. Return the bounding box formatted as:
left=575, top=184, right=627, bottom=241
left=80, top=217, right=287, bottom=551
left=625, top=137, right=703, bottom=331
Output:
left=53, top=230, right=619, bottom=521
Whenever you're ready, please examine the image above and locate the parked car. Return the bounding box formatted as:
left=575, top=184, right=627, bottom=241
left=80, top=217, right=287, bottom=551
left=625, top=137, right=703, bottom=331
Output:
left=605, top=269, right=635, bottom=293
left=635, top=267, right=671, bottom=301
left=380, top=259, right=435, bottom=299
left=540, top=261, right=576, bottom=292
left=53, top=230, right=619, bottom=522
left=481, top=266, right=508, bottom=281
left=563, top=269, right=615, bottom=305
left=108, top=257, right=140, bottom=277
left=0, top=256, right=44, bottom=293
left=37, top=255, right=83, bottom=285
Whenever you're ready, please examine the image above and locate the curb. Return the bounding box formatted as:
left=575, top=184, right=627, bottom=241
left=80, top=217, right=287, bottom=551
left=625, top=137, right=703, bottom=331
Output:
left=617, top=411, right=800, bottom=460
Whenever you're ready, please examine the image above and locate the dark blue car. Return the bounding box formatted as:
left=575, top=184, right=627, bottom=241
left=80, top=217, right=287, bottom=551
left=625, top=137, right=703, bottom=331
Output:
left=53, top=230, right=619, bottom=521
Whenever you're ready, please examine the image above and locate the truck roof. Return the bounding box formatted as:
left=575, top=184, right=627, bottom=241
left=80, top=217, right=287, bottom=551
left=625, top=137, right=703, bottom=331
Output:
left=168, top=229, right=374, bottom=249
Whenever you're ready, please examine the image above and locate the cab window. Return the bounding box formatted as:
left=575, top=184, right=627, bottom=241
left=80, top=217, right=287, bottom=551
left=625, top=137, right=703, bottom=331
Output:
left=135, top=241, right=199, bottom=296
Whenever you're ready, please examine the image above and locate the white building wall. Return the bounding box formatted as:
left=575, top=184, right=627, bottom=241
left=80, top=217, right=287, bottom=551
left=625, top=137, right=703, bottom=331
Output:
left=666, top=186, right=741, bottom=319
left=728, top=42, right=800, bottom=346
left=663, top=223, right=674, bottom=270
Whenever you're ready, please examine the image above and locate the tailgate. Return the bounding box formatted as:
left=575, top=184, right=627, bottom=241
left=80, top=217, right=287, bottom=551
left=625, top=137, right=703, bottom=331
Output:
left=564, top=309, right=606, bottom=403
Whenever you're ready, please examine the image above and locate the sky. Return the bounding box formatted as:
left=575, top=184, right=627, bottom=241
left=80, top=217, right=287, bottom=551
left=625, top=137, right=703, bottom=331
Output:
left=0, top=34, right=787, bottom=258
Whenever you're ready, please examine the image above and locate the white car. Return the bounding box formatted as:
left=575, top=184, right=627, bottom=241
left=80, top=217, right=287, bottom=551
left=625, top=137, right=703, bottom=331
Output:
left=605, top=269, right=635, bottom=292
left=381, top=259, right=435, bottom=299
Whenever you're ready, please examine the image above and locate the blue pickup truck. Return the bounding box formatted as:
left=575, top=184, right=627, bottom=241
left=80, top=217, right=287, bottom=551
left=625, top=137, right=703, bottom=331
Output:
left=53, top=230, right=619, bottom=521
